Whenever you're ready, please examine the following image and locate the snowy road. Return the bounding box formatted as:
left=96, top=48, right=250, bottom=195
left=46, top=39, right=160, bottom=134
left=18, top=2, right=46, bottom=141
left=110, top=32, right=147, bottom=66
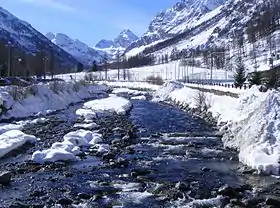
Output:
left=0, top=88, right=279, bottom=207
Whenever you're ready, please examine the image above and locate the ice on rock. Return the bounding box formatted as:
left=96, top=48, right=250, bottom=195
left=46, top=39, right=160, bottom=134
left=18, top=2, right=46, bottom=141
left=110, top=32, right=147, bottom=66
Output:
left=0, top=130, right=36, bottom=158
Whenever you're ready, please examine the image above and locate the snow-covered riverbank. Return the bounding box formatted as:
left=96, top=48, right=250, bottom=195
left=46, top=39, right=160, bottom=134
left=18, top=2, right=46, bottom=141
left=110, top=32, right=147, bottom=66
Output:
left=0, top=82, right=109, bottom=121
left=153, top=82, right=280, bottom=175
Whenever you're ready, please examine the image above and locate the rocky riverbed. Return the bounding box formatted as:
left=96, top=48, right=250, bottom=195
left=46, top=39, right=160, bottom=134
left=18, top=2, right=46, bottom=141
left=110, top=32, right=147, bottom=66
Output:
left=0, top=88, right=279, bottom=208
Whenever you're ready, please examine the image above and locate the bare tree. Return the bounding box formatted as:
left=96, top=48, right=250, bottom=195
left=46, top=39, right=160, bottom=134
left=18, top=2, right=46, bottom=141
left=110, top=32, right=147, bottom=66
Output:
left=116, top=49, right=120, bottom=80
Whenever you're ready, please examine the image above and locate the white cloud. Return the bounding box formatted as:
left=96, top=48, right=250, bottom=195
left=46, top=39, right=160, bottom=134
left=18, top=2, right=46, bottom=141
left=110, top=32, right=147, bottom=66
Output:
left=19, top=0, right=76, bottom=12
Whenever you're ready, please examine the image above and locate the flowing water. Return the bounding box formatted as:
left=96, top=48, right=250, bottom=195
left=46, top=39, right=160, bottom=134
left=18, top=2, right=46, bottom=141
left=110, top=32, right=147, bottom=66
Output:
left=0, top=90, right=279, bottom=208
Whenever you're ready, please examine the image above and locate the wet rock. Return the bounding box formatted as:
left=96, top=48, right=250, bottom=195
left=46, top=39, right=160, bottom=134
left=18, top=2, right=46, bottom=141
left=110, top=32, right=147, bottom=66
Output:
left=57, top=198, right=73, bottom=205
left=78, top=192, right=91, bottom=199
left=111, top=138, right=121, bottom=146
left=243, top=196, right=264, bottom=207
left=175, top=182, right=189, bottom=191
left=218, top=185, right=241, bottom=198
left=130, top=169, right=151, bottom=178
left=238, top=166, right=256, bottom=174
left=116, top=157, right=129, bottom=168
left=63, top=172, right=73, bottom=178
left=265, top=196, right=280, bottom=206
left=201, top=167, right=211, bottom=172
left=230, top=198, right=243, bottom=206
left=102, top=152, right=115, bottom=161
left=0, top=171, right=12, bottom=186
left=9, top=202, right=29, bottom=208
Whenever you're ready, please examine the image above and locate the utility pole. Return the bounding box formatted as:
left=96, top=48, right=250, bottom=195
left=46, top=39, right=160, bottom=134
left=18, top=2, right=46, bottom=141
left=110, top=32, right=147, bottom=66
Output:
left=210, top=52, right=213, bottom=83
left=43, top=57, right=48, bottom=80
left=7, top=46, right=11, bottom=77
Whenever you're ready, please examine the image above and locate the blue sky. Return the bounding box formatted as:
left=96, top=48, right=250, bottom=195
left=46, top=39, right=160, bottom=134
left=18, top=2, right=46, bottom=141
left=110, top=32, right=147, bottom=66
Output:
left=0, top=0, right=176, bottom=46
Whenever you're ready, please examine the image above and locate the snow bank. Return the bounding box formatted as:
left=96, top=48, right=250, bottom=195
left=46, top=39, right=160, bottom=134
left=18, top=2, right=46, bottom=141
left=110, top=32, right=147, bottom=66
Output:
left=222, top=87, right=280, bottom=175
left=152, top=81, right=184, bottom=102
left=0, top=82, right=109, bottom=120
left=0, top=130, right=36, bottom=158
left=131, top=95, right=147, bottom=100
left=77, top=96, right=132, bottom=118
left=97, top=81, right=160, bottom=91
left=112, top=88, right=148, bottom=96
left=153, top=83, right=280, bottom=175
left=32, top=130, right=103, bottom=163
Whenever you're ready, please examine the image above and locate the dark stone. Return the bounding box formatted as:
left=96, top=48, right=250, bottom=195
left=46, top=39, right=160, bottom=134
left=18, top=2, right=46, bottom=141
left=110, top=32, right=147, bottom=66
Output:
left=265, top=196, right=280, bottom=206
left=63, top=172, right=73, bottom=178
left=218, top=185, right=240, bottom=198
left=9, top=202, right=29, bottom=208
left=175, top=182, right=189, bottom=191
left=111, top=138, right=121, bottom=145
left=130, top=169, right=151, bottom=178
left=0, top=171, right=12, bottom=186
left=116, top=157, right=129, bottom=168
left=78, top=192, right=91, bottom=199
left=57, top=198, right=73, bottom=205
left=102, top=152, right=115, bottom=161
left=201, top=167, right=211, bottom=172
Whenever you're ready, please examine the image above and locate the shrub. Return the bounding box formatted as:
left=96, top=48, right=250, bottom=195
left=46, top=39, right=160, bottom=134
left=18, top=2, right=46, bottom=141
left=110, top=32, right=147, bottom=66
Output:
left=24, top=85, right=38, bottom=97
left=193, top=91, right=211, bottom=112
left=73, top=79, right=87, bottom=92
left=49, top=80, right=64, bottom=94
left=146, top=75, right=164, bottom=85
left=9, top=86, right=25, bottom=101
left=248, top=71, right=262, bottom=87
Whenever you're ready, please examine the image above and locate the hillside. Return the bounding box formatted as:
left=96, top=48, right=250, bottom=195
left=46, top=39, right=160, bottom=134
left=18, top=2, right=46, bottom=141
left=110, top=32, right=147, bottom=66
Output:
left=0, top=7, right=78, bottom=76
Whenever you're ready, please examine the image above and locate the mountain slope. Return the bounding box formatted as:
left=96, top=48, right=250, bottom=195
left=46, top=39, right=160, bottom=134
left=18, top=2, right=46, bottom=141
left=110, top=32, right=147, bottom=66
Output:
left=46, top=32, right=106, bottom=66
left=0, top=7, right=78, bottom=69
left=125, top=0, right=226, bottom=55
left=125, top=0, right=280, bottom=73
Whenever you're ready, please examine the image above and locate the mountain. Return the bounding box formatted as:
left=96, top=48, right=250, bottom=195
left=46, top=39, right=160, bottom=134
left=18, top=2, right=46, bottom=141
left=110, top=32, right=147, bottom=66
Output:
left=114, top=29, right=138, bottom=48
left=125, top=0, right=226, bottom=56
left=95, top=29, right=138, bottom=57
left=46, top=32, right=106, bottom=66
left=0, top=7, right=78, bottom=71
left=95, top=39, right=115, bottom=49
left=125, top=0, right=280, bottom=72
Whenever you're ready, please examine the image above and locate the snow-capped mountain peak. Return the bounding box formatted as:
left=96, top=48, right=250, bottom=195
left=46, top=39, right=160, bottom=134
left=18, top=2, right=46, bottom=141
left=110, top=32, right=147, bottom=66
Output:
left=95, top=29, right=138, bottom=58
left=114, top=29, right=138, bottom=48
left=46, top=32, right=106, bottom=66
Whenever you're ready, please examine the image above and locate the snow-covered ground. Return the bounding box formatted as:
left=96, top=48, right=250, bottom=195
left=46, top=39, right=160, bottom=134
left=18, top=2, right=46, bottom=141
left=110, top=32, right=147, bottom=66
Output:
left=54, top=60, right=234, bottom=83
left=153, top=81, right=280, bottom=175
left=184, top=83, right=246, bottom=94
left=0, top=82, right=109, bottom=120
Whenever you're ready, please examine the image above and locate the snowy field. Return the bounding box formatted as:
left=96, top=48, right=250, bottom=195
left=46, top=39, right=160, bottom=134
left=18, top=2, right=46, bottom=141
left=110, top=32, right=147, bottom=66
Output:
left=54, top=60, right=235, bottom=83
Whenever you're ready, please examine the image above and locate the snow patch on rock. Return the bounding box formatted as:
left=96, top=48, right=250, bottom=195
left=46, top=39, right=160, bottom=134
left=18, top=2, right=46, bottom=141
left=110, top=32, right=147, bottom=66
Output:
left=77, top=96, right=132, bottom=118
left=32, top=130, right=103, bottom=163
left=0, top=130, right=36, bottom=158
